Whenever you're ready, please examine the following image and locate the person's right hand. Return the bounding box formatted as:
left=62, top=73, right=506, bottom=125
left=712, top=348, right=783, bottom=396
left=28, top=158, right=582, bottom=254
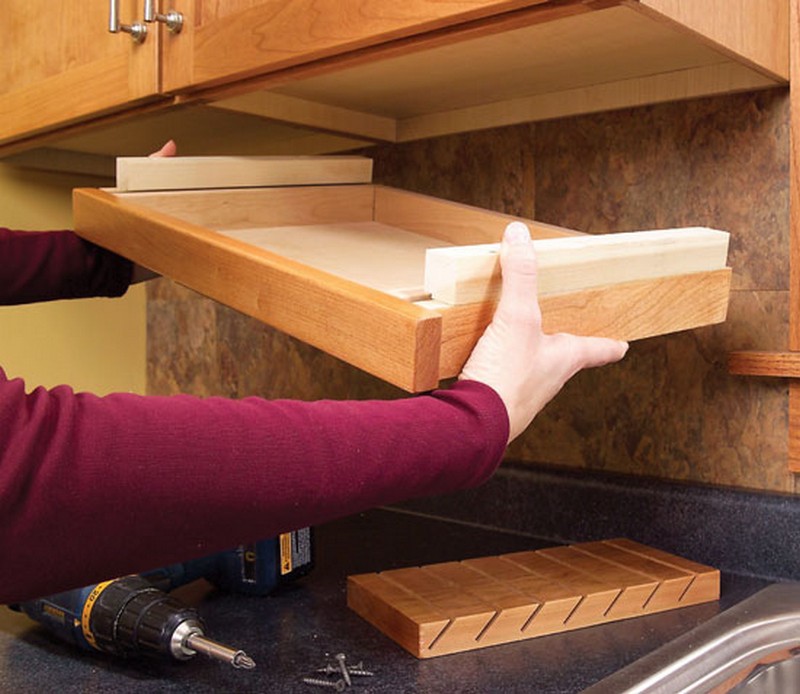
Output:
left=459, top=221, right=629, bottom=443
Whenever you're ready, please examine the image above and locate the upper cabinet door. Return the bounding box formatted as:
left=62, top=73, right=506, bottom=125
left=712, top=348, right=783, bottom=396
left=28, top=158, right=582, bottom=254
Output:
left=161, top=0, right=552, bottom=93
left=0, top=0, right=162, bottom=146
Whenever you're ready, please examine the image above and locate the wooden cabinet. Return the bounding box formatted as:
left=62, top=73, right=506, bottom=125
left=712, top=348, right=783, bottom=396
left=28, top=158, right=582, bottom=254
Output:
left=0, top=0, right=552, bottom=149
left=0, top=0, right=162, bottom=147
left=161, top=0, right=552, bottom=93
left=0, top=1, right=789, bottom=154
left=206, top=0, right=789, bottom=144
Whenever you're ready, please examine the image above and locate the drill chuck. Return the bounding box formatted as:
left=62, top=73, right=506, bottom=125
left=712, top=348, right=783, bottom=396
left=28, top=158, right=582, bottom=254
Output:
left=14, top=575, right=255, bottom=669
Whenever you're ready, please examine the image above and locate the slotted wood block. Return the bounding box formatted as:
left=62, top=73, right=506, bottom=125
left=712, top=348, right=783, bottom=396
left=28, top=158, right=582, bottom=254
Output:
left=347, top=539, right=720, bottom=658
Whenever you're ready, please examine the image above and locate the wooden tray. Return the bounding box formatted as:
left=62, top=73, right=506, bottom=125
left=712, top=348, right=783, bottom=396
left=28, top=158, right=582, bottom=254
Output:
left=347, top=539, right=720, bottom=658
left=73, top=156, right=731, bottom=392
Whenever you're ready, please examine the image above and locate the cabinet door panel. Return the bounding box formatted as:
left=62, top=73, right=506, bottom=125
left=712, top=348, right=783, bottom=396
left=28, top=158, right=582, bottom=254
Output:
left=162, top=0, right=551, bottom=92
left=1, top=0, right=161, bottom=145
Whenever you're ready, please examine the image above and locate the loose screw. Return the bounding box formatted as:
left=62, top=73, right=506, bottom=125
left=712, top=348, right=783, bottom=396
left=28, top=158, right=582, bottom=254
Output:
left=335, top=653, right=352, bottom=687
left=348, top=669, right=375, bottom=677
left=317, top=664, right=375, bottom=677
left=302, top=677, right=346, bottom=691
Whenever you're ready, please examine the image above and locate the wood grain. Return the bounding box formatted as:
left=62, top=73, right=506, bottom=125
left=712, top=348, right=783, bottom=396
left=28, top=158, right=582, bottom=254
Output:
left=347, top=539, right=720, bottom=658
left=74, top=181, right=732, bottom=391
left=427, top=269, right=732, bottom=379
left=1, top=0, right=161, bottom=145
left=424, top=227, right=730, bottom=305
left=728, top=351, right=800, bottom=379
left=163, top=0, right=553, bottom=92
left=73, top=187, right=442, bottom=392
left=632, top=0, right=789, bottom=80
left=115, top=155, right=373, bottom=192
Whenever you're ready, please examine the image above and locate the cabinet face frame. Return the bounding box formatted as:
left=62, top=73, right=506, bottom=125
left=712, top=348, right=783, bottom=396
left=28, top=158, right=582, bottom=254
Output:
left=72, top=183, right=731, bottom=392
left=1, top=0, right=164, bottom=146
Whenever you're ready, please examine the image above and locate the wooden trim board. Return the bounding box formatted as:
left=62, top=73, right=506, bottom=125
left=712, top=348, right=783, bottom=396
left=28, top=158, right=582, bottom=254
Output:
left=431, top=268, right=732, bottom=379
left=347, top=539, right=720, bottom=658
left=424, top=227, right=730, bottom=304
left=115, top=155, right=374, bottom=192
left=728, top=351, right=800, bottom=379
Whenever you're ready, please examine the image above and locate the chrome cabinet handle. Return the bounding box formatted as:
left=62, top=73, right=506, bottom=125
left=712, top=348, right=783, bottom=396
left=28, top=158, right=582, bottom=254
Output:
left=144, top=0, right=184, bottom=33
left=109, top=0, right=147, bottom=43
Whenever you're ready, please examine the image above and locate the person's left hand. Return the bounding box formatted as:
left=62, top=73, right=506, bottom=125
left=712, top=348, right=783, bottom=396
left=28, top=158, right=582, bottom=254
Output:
left=130, top=141, right=177, bottom=283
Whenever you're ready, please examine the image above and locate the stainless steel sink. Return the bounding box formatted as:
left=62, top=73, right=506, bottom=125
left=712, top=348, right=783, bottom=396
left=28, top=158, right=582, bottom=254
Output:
left=583, top=583, right=800, bottom=693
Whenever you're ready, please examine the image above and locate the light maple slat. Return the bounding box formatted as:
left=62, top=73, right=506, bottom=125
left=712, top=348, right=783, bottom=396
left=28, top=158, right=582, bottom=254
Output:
left=728, top=351, right=800, bottom=379
left=424, top=227, right=730, bottom=305
left=72, top=187, right=442, bottom=393
left=347, top=539, right=719, bottom=658
left=115, top=155, right=374, bottom=192
left=428, top=268, right=732, bottom=379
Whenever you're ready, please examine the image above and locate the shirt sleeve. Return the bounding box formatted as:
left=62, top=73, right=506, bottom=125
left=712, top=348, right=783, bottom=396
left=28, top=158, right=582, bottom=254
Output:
left=0, top=228, right=132, bottom=304
left=0, top=374, right=509, bottom=603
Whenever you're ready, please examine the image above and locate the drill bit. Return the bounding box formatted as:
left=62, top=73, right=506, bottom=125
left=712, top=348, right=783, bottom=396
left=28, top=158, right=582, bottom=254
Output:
left=185, top=633, right=256, bottom=669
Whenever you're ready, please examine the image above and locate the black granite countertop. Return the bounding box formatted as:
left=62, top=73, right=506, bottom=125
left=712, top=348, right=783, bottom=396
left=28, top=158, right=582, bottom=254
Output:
left=0, top=509, right=773, bottom=693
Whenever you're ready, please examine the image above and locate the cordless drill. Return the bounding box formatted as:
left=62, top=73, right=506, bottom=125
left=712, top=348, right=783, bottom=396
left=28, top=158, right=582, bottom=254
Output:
left=11, top=529, right=313, bottom=668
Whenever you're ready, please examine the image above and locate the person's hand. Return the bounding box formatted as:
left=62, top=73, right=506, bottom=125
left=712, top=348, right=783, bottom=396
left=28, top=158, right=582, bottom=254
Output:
left=130, top=141, right=178, bottom=283
left=459, top=221, right=629, bottom=443
left=148, top=139, right=177, bottom=158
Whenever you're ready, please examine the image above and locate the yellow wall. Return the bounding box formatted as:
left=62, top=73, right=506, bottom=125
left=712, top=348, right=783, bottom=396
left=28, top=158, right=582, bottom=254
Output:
left=0, top=162, right=146, bottom=395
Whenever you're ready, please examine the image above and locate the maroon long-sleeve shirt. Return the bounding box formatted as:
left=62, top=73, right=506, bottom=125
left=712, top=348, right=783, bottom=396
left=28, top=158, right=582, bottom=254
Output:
left=0, top=228, right=508, bottom=603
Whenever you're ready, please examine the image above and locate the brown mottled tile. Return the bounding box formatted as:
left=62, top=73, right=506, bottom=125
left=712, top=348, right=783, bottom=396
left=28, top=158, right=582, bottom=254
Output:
left=146, top=279, right=221, bottom=397
left=369, top=124, right=536, bottom=219
left=534, top=90, right=790, bottom=292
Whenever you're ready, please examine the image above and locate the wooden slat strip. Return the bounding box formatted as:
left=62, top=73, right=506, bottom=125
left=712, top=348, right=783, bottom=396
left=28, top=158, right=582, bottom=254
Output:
left=728, top=351, right=800, bottom=378
left=424, top=227, right=729, bottom=306
left=115, top=155, right=374, bottom=192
